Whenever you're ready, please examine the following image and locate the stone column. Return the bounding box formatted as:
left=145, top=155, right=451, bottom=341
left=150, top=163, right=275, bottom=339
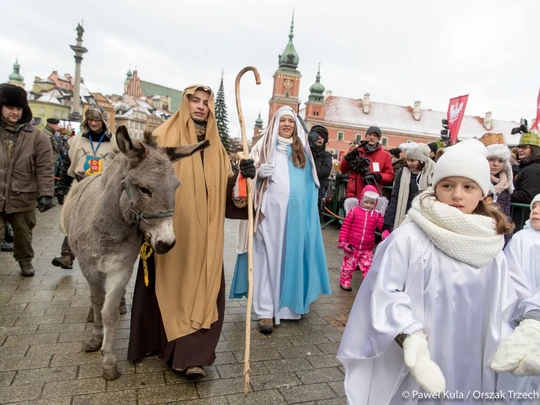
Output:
left=69, top=23, right=88, bottom=121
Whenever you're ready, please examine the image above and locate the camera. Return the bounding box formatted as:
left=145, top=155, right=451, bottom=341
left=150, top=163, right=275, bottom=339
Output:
left=349, top=155, right=371, bottom=177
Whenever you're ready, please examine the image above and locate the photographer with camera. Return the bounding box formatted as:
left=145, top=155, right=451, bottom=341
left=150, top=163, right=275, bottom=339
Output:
left=340, top=126, right=394, bottom=199
left=308, top=124, right=333, bottom=200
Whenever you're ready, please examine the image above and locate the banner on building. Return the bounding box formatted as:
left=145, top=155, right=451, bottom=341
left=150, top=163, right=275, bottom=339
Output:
left=447, top=95, right=469, bottom=145
left=529, top=88, right=540, bottom=131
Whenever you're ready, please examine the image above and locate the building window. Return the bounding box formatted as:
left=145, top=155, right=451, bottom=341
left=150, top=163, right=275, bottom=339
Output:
left=34, top=117, right=42, bottom=126
left=382, top=137, right=388, bottom=146
left=54, top=109, right=60, bottom=118
left=407, top=139, right=414, bottom=143
left=355, top=133, right=362, bottom=143
left=61, top=111, right=67, bottom=119
left=337, top=131, right=344, bottom=141
left=285, top=91, right=290, bottom=98
left=39, top=108, right=44, bottom=116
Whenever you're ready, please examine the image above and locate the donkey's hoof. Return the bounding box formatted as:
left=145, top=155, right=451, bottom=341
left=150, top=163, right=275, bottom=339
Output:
left=86, top=308, right=94, bottom=323
left=119, top=305, right=127, bottom=315
left=103, top=365, right=121, bottom=380
left=82, top=338, right=102, bottom=352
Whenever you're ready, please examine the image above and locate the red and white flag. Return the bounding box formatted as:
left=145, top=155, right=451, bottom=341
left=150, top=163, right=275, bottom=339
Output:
left=447, top=95, right=469, bottom=145
left=529, top=88, right=540, bottom=131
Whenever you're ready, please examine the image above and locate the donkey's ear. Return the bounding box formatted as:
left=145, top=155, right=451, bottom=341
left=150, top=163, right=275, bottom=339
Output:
left=116, top=125, right=146, bottom=160
left=164, top=139, right=210, bottom=163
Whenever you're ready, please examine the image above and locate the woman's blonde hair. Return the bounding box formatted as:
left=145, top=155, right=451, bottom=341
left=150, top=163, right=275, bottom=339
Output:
left=421, top=189, right=514, bottom=235
left=285, top=126, right=306, bottom=168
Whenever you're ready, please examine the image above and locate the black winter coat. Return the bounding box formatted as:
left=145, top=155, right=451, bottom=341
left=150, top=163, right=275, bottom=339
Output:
left=383, top=168, right=419, bottom=231
left=512, top=155, right=540, bottom=204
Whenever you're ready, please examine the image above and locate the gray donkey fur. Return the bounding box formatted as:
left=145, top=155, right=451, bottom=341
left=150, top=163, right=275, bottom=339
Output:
left=61, top=126, right=208, bottom=380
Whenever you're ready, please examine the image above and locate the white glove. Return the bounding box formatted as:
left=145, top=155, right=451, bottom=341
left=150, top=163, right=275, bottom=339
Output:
left=258, top=163, right=275, bottom=179
left=491, top=319, right=540, bottom=376
left=403, top=330, right=446, bottom=393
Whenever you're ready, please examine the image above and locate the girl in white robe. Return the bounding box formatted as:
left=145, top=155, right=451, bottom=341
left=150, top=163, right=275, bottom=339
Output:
left=337, top=139, right=516, bottom=405
left=491, top=194, right=540, bottom=402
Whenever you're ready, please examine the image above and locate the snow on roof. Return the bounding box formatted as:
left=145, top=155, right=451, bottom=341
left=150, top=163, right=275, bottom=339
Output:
left=79, top=82, right=92, bottom=98
left=323, top=96, right=519, bottom=142
left=36, top=92, right=62, bottom=104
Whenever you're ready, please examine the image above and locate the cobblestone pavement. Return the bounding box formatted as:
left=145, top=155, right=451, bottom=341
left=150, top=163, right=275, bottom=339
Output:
left=0, top=206, right=363, bottom=404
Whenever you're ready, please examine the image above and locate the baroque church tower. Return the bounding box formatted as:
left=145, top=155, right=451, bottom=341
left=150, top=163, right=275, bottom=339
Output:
left=268, top=12, right=301, bottom=123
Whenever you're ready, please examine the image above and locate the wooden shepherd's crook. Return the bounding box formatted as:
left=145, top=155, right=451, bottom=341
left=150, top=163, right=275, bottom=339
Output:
left=234, top=66, right=261, bottom=396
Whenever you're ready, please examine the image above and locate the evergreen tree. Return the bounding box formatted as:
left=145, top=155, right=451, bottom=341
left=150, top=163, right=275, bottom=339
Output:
left=215, top=72, right=233, bottom=153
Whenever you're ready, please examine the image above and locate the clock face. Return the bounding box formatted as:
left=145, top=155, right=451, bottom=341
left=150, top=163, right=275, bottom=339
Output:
left=284, top=79, right=293, bottom=90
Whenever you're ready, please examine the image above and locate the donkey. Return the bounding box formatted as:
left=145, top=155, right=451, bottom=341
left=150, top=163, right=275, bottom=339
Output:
left=61, top=125, right=208, bottom=380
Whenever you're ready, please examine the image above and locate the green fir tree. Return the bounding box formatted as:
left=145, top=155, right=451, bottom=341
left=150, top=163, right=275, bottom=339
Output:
left=215, top=72, right=233, bottom=153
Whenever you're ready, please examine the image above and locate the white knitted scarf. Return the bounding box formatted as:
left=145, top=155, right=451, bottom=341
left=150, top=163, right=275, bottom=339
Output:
left=277, top=135, right=293, bottom=154
left=403, top=189, right=504, bottom=268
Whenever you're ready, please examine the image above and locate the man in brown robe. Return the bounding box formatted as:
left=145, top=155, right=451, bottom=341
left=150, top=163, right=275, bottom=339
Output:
left=128, top=85, right=254, bottom=377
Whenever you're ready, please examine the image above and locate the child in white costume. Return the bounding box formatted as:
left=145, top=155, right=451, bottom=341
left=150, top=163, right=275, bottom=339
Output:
left=491, top=194, right=540, bottom=400
left=337, top=139, right=516, bottom=405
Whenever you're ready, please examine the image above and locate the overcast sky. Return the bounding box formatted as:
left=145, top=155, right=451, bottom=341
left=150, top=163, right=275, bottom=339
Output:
left=1, top=0, right=538, bottom=138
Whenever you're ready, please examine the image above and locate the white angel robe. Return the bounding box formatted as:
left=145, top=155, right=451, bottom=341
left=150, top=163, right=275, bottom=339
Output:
left=337, top=222, right=516, bottom=405
left=498, top=226, right=540, bottom=402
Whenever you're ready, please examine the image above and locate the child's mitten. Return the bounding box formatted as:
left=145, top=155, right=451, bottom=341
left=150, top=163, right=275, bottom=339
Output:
left=403, top=330, right=446, bottom=393
left=491, top=319, right=540, bottom=376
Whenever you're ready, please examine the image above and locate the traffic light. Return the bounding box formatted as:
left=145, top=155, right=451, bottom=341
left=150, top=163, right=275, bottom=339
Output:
left=441, top=119, right=450, bottom=140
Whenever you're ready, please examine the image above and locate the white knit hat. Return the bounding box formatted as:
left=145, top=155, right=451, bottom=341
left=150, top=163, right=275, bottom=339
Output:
left=486, top=144, right=511, bottom=161
left=406, top=143, right=431, bottom=162
left=431, top=139, right=491, bottom=196
left=531, top=194, right=540, bottom=211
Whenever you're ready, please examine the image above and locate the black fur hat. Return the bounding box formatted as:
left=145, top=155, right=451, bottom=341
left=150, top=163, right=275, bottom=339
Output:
left=0, top=83, right=32, bottom=124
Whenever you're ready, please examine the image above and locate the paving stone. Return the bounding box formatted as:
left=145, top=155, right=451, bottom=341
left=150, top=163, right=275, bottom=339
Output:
left=227, top=389, right=286, bottom=404
left=196, top=376, right=245, bottom=397
left=106, top=370, right=165, bottom=391
left=78, top=360, right=135, bottom=379
left=51, top=351, right=102, bottom=367
left=0, top=324, right=38, bottom=335
left=316, top=342, right=341, bottom=355
left=26, top=341, right=85, bottom=357
left=233, top=347, right=282, bottom=362
left=213, top=351, right=238, bottom=366
left=4, top=399, right=72, bottom=405
left=306, top=354, right=342, bottom=369
left=215, top=340, right=245, bottom=353
left=328, top=380, right=346, bottom=397
left=169, top=398, right=226, bottom=405
left=216, top=362, right=268, bottom=379
left=134, top=356, right=169, bottom=373
left=324, top=332, right=343, bottom=343
left=58, top=330, right=92, bottom=343
left=138, top=383, right=198, bottom=404
left=279, top=382, right=337, bottom=403
left=276, top=344, right=323, bottom=359
left=263, top=358, right=313, bottom=374
left=0, top=354, right=51, bottom=371
left=250, top=337, right=294, bottom=350
left=249, top=372, right=302, bottom=391
left=13, top=366, right=77, bottom=385
left=72, top=390, right=138, bottom=405
left=42, top=377, right=106, bottom=398
left=287, top=334, right=331, bottom=346
left=295, top=367, right=344, bottom=384
left=0, top=344, right=29, bottom=358
left=0, top=317, right=16, bottom=327
left=38, top=322, right=86, bottom=333
left=0, top=371, right=15, bottom=386
left=0, top=383, right=43, bottom=403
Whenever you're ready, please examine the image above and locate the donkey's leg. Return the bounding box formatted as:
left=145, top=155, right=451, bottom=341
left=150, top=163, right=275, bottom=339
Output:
left=101, top=270, right=131, bottom=380
left=82, top=270, right=106, bottom=352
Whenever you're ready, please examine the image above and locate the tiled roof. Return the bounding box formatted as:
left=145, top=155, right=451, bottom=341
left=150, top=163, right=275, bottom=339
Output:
left=322, top=96, right=519, bottom=143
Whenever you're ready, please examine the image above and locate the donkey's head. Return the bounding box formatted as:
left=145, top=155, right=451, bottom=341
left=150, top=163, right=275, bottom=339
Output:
left=116, top=125, right=209, bottom=254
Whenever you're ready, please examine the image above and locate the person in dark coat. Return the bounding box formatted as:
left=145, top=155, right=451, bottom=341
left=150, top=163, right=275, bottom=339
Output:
left=511, top=132, right=540, bottom=229
left=308, top=124, right=332, bottom=201
left=0, top=84, right=54, bottom=276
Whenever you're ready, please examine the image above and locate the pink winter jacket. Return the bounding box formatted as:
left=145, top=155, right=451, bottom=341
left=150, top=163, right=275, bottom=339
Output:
left=339, top=207, right=384, bottom=251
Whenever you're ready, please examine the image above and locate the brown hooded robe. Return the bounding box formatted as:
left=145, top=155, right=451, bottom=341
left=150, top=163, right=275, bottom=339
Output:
left=128, top=85, right=232, bottom=368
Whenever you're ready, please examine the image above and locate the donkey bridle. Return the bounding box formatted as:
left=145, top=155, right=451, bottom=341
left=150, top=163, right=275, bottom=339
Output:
left=121, top=181, right=174, bottom=225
